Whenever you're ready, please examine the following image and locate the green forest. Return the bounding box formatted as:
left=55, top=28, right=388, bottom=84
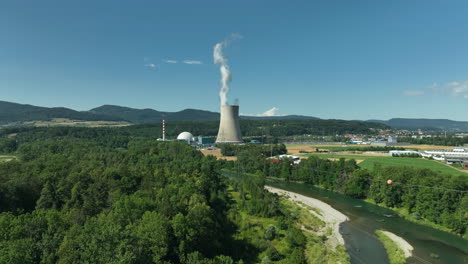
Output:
left=1, top=125, right=467, bottom=264
left=0, top=127, right=349, bottom=263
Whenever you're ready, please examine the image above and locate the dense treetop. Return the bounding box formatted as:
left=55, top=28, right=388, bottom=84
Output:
left=0, top=127, right=341, bottom=263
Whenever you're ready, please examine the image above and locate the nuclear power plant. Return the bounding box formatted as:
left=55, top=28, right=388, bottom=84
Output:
left=216, top=105, right=243, bottom=143
left=159, top=36, right=244, bottom=145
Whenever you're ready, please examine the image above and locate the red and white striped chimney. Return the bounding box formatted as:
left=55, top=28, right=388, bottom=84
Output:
left=162, top=119, right=166, bottom=141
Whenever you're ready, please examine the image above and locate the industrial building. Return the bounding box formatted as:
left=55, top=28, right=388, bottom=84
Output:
left=422, top=147, right=468, bottom=158
left=198, top=137, right=214, bottom=145
left=268, top=154, right=301, bottom=165
left=371, top=136, right=408, bottom=146
left=421, top=147, right=468, bottom=164
left=156, top=118, right=215, bottom=146
left=388, top=150, right=420, bottom=156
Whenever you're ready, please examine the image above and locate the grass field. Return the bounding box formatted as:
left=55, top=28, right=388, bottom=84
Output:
left=303, top=153, right=466, bottom=176
left=0, top=155, right=16, bottom=162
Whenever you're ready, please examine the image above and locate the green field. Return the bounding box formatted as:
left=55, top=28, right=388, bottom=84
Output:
left=304, top=153, right=466, bottom=176
left=286, top=144, right=453, bottom=152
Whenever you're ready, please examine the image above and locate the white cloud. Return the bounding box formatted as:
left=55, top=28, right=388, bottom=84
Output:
left=183, top=60, right=202, bottom=65
left=261, top=107, right=279, bottom=116
left=145, top=63, right=157, bottom=69
left=243, top=107, right=280, bottom=117
left=403, top=90, right=425, bottom=96
left=230, top=33, right=243, bottom=40
left=431, top=80, right=468, bottom=98
left=161, top=59, right=202, bottom=65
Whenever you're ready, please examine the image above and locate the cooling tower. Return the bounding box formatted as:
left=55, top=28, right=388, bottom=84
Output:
left=216, top=105, right=243, bottom=143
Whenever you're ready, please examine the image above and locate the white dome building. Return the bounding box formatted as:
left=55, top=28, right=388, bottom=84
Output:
left=177, top=132, right=194, bottom=142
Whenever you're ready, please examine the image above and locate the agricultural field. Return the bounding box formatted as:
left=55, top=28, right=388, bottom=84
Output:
left=303, top=153, right=466, bottom=176
left=286, top=144, right=456, bottom=154
left=397, top=144, right=456, bottom=150
left=286, top=144, right=467, bottom=176
left=0, top=155, right=16, bottom=162
left=200, top=148, right=237, bottom=160
left=1, top=118, right=131, bottom=128
left=286, top=144, right=346, bottom=155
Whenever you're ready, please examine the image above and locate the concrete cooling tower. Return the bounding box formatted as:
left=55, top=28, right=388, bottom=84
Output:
left=216, top=105, right=243, bottom=143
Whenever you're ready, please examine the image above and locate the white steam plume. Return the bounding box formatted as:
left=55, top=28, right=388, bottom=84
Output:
left=214, top=42, right=231, bottom=105
left=214, top=34, right=242, bottom=105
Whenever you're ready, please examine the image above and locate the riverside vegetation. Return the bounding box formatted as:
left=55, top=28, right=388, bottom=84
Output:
left=223, top=146, right=467, bottom=238
left=374, top=230, right=407, bottom=264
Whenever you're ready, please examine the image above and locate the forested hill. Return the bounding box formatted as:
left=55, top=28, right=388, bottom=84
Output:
left=90, top=105, right=220, bottom=123
left=3, top=101, right=468, bottom=132
left=241, top=115, right=319, bottom=120
left=1, top=101, right=384, bottom=135
left=90, top=105, right=319, bottom=123
left=0, top=101, right=124, bottom=124
left=367, top=118, right=468, bottom=131
left=1, top=101, right=322, bottom=124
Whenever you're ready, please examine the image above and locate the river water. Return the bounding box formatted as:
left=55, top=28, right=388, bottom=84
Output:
left=267, top=181, right=468, bottom=264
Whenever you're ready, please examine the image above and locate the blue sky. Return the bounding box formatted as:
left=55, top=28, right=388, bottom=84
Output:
left=1, top=0, right=468, bottom=120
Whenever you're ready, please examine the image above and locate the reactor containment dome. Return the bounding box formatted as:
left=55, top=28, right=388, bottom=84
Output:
left=177, top=132, right=194, bottom=142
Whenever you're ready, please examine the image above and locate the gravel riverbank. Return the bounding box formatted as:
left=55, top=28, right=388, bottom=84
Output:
left=265, top=186, right=349, bottom=248
left=380, top=230, right=414, bottom=258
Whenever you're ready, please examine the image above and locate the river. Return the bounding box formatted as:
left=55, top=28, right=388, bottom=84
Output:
left=266, top=180, right=468, bottom=264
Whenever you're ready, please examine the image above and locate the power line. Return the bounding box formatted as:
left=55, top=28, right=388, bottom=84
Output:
left=303, top=167, right=468, bottom=193
left=390, top=182, right=468, bottom=193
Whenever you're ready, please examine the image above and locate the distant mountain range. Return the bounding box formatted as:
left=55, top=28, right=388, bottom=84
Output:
left=0, top=101, right=319, bottom=124
left=1, top=101, right=467, bottom=131
left=0, top=101, right=124, bottom=123
left=367, top=118, right=468, bottom=131
left=90, top=105, right=320, bottom=122
left=90, top=105, right=221, bottom=123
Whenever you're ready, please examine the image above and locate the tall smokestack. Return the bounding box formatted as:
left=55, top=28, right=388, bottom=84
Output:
left=162, top=119, right=166, bottom=141
left=216, top=105, right=243, bottom=143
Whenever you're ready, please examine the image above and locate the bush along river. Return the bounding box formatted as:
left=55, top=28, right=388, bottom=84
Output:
left=266, top=180, right=468, bottom=264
